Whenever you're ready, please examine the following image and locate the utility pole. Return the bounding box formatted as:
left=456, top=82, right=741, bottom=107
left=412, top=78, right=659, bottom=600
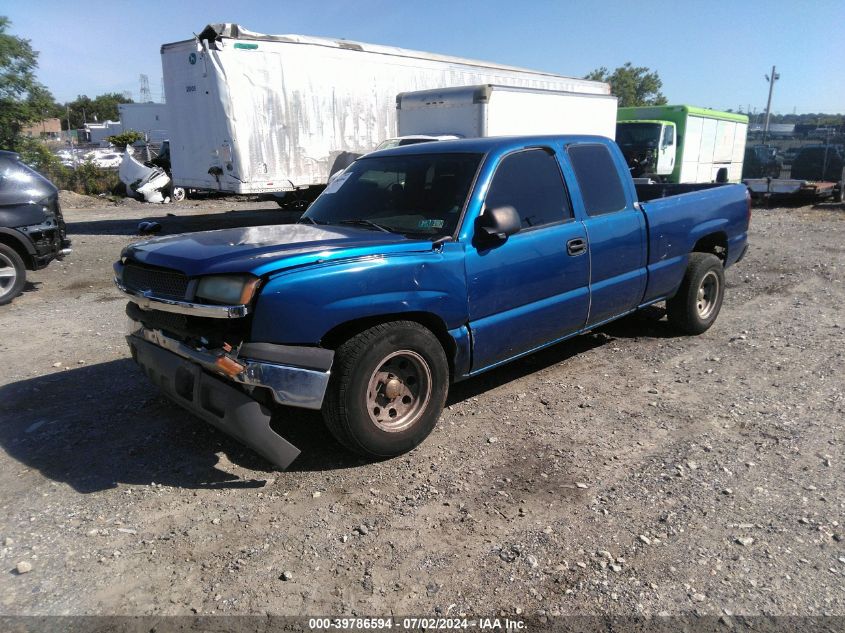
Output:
left=66, top=105, right=76, bottom=168
left=762, top=65, right=780, bottom=145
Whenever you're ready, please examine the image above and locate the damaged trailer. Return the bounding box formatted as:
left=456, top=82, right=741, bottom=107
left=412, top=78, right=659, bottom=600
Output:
left=161, top=23, right=610, bottom=197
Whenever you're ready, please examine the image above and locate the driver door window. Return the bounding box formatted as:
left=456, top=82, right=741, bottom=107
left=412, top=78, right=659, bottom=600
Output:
left=464, top=146, right=589, bottom=369
left=484, top=148, right=571, bottom=229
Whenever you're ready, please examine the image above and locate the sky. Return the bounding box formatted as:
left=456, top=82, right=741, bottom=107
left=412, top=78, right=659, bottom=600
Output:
left=4, top=0, right=844, bottom=116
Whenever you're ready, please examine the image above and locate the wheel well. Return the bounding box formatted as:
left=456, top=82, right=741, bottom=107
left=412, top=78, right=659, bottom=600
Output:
left=320, top=312, right=457, bottom=375
left=0, top=233, right=34, bottom=270
left=692, top=232, right=728, bottom=263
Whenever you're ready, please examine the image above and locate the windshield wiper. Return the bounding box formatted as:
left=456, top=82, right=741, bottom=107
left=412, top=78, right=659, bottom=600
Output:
left=336, top=219, right=393, bottom=233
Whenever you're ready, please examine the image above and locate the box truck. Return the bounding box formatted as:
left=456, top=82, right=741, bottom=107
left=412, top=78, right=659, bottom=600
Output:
left=616, top=105, right=748, bottom=184
left=161, top=24, right=610, bottom=196
left=394, top=84, right=617, bottom=140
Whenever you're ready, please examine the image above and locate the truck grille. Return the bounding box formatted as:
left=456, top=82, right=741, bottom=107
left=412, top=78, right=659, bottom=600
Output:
left=123, top=263, right=189, bottom=300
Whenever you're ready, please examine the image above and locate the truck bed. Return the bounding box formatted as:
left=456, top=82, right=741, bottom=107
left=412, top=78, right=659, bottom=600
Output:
left=635, top=182, right=730, bottom=202
left=638, top=183, right=750, bottom=303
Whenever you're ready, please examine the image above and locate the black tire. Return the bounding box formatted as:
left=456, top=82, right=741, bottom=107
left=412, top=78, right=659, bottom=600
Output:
left=666, top=252, right=725, bottom=335
left=323, top=321, right=449, bottom=458
left=0, top=243, right=27, bottom=306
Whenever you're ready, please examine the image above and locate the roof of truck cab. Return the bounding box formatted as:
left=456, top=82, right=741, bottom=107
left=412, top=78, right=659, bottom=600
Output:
left=365, top=135, right=615, bottom=158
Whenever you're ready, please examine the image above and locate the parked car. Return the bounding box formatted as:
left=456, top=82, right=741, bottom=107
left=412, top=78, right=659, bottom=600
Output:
left=0, top=151, right=71, bottom=305
left=115, top=135, right=750, bottom=469
left=742, top=144, right=782, bottom=179
left=790, top=145, right=845, bottom=182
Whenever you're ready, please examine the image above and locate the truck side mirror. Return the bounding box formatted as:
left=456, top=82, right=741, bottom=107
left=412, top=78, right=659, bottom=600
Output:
left=477, top=205, right=521, bottom=242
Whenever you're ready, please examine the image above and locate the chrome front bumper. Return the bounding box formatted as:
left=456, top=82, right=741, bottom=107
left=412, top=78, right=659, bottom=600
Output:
left=126, top=325, right=333, bottom=470
left=128, top=324, right=331, bottom=411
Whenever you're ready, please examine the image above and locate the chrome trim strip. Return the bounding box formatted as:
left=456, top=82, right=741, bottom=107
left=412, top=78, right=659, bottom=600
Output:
left=129, top=326, right=330, bottom=411
left=115, top=279, right=249, bottom=319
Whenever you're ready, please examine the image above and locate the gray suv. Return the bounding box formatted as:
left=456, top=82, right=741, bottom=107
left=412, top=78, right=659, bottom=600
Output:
left=0, top=151, right=71, bottom=305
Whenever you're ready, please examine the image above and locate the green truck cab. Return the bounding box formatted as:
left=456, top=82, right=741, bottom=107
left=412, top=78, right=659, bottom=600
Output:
left=616, top=105, right=749, bottom=184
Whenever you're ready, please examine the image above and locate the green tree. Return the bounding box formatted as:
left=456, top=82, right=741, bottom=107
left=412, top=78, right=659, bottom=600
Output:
left=585, top=63, right=668, bottom=108
left=64, top=92, right=133, bottom=129
left=0, top=16, right=58, bottom=148
left=106, top=129, right=144, bottom=147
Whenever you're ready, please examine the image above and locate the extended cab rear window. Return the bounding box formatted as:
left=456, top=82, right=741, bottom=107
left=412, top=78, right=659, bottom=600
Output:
left=567, top=144, right=627, bottom=216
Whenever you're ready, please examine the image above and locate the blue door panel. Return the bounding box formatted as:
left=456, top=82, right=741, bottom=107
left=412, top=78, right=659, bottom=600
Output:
left=582, top=210, right=647, bottom=326
left=466, top=222, right=589, bottom=370
left=470, top=285, right=589, bottom=370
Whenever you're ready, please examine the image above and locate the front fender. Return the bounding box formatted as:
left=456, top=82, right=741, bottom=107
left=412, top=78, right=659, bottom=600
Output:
left=249, top=243, right=468, bottom=345
left=0, top=227, right=36, bottom=255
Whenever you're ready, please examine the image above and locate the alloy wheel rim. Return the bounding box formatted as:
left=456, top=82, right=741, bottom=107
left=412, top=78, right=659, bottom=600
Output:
left=366, top=350, right=432, bottom=432
left=0, top=253, right=17, bottom=297
left=697, top=271, right=719, bottom=319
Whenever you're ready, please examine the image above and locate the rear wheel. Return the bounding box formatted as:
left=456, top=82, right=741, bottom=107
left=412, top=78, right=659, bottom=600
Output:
left=666, top=252, right=725, bottom=334
left=323, top=321, right=449, bottom=458
left=0, top=244, right=26, bottom=306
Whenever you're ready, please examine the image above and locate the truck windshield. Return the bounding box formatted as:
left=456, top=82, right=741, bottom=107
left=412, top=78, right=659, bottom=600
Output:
left=616, top=123, right=662, bottom=148
left=304, top=153, right=483, bottom=237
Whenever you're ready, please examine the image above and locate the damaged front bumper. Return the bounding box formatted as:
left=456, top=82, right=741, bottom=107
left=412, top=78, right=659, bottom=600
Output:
left=126, top=323, right=333, bottom=469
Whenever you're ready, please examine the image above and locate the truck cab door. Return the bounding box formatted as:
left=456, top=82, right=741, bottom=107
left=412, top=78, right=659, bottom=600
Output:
left=564, top=142, right=648, bottom=326
left=656, top=123, right=676, bottom=177
left=464, top=147, right=590, bottom=371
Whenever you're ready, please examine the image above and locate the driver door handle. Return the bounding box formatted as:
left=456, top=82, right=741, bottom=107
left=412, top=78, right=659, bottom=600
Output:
left=567, top=238, right=587, bottom=256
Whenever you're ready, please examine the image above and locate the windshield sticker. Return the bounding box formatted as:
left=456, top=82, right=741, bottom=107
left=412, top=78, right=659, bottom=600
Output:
left=418, top=219, right=445, bottom=229
left=323, top=171, right=353, bottom=194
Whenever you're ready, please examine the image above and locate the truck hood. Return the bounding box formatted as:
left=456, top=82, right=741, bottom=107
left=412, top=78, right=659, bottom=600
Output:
left=121, top=224, right=433, bottom=277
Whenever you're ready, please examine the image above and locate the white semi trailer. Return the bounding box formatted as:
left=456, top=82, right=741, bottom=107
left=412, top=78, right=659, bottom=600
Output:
left=396, top=84, right=618, bottom=140
left=160, top=24, right=610, bottom=195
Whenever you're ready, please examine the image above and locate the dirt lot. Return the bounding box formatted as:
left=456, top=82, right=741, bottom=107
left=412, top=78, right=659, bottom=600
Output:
left=0, top=195, right=843, bottom=618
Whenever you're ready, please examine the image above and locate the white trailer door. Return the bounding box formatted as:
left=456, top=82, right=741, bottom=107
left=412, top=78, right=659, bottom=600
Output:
left=729, top=122, right=748, bottom=182
left=695, top=117, right=718, bottom=182
left=713, top=120, right=735, bottom=163
left=679, top=116, right=702, bottom=182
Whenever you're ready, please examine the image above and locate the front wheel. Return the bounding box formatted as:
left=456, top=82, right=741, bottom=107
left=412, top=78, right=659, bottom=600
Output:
left=322, top=321, right=449, bottom=458
left=666, top=252, right=725, bottom=334
left=0, top=244, right=27, bottom=306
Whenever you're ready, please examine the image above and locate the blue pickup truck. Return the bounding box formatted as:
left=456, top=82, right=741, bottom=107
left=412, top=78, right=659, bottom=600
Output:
left=115, top=135, right=749, bottom=469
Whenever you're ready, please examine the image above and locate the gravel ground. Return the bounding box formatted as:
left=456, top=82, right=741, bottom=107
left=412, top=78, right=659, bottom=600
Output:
left=0, top=195, right=843, bottom=618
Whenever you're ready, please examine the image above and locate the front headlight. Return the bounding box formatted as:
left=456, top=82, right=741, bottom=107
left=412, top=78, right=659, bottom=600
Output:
left=196, top=275, right=260, bottom=305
